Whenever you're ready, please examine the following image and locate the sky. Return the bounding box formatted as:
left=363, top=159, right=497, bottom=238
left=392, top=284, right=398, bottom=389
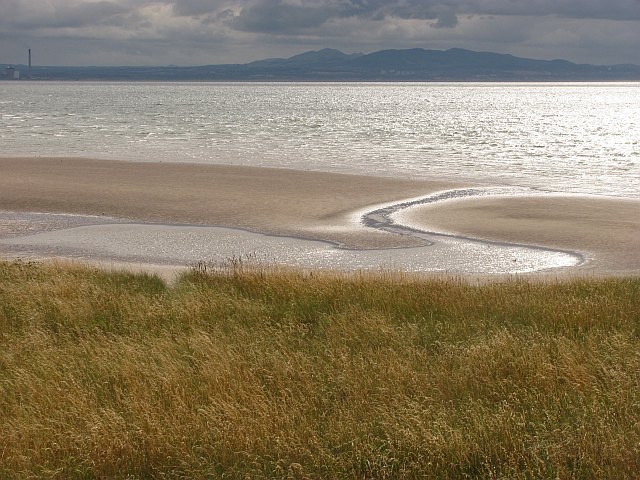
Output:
left=2, top=0, right=640, bottom=67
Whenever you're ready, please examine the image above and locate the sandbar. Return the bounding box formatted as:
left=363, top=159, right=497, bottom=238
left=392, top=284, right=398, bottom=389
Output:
left=0, top=157, right=460, bottom=249
left=1, top=157, right=638, bottom=277
left=399, top=195, right=640, bottom=275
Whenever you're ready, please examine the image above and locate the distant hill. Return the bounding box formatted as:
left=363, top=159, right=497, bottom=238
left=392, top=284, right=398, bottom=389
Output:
left=3, top=47, right=640, bottom=81
left=247, top=48, right=364, bottom=68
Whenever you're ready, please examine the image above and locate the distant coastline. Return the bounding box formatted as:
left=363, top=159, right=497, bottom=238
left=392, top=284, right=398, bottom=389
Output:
left=3, top=47, right=640, bottom=81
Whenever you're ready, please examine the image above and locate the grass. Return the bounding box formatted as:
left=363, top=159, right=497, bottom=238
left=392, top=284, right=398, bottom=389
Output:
left=1, top=259, right=639, bottom=479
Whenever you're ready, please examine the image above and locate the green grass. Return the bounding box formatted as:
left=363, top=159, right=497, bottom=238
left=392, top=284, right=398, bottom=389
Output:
left=1, top=259, right=639, bottom=479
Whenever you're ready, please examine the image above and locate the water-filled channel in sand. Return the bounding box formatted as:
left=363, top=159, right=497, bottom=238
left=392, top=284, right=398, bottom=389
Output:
left=0, top=209, right=580, bottom=275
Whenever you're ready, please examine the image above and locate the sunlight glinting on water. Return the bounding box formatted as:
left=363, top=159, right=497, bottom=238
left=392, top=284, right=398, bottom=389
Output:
left=1, top=82, right=638, bottom=197
left=0, top=216, right=579, bottom=275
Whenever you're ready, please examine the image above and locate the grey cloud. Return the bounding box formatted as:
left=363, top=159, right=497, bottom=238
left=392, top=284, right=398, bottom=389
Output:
left=432, top=7, right=458, bottom=28
left=0, top=0, right=132, bottom=29
left=172, top=0, right=225, bottom=17
left=225, top=0, right=463, bottom=34
left=388, top=2, right=460, bottom=27
left=6, top=0, right=640, bottom=36
left=53, top=1, right=131, bottom=28
left=379, top=0, right=640, bottom=22
left=2, top=0, right=640, bottom=66
left=229, top=0, right=337, bottom=33
left=460, top=0, right=640, bottom=21
left=222, top=0, right=640, bottom=35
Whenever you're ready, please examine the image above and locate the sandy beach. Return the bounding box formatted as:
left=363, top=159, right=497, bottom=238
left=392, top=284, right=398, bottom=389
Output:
left=1, top=157, right=638, bottom=276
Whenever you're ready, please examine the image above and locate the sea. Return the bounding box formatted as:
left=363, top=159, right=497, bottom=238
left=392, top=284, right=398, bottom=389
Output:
left=1, top=81, right=638, bottom=198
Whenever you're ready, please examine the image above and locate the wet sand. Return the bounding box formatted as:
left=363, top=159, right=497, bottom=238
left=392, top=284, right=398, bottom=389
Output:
left=399, top=195, right=640, bottom=275
left=1, top=157, right=638, bottom=277
left=0, top=157, right=459, bottom=249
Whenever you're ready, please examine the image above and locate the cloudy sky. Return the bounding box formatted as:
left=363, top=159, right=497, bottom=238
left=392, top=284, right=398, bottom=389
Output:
left=2, top=0, right=640, bottom=66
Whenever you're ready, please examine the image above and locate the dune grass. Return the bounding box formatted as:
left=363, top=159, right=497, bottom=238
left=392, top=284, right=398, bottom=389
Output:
left=1, top=259, right=639, bottom=479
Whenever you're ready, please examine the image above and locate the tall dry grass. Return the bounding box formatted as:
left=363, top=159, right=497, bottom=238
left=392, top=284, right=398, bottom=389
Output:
left=1, top=259, right=639, bottom=478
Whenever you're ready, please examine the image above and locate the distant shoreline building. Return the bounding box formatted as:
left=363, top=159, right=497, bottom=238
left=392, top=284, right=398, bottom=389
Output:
left=1, top=50, right=31, bottom=80
left=1, top=66, right=20, bottom=80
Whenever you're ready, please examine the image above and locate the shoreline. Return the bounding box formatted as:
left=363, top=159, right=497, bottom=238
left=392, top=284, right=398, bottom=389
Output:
left=2, top=156, right=638, bottom=278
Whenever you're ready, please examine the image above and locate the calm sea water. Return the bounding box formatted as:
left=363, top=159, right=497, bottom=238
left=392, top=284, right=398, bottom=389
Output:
left=1, top=82, right=638, bottom=198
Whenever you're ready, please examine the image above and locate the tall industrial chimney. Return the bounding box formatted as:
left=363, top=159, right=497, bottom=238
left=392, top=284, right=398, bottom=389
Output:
left=28, top=49, right=32, bottom=79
